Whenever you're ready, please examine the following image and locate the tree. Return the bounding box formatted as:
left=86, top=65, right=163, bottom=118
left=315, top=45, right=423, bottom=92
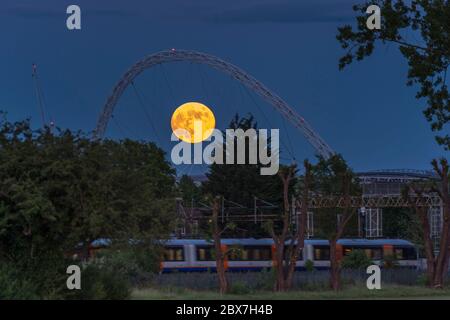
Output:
left=312, top=155, right=361, bottom=291
left=0, top=115, right=177, bottom=298
left=337, top=0, right=450, bottom=149
left=404, top=158, right=450, bottom=288
left=203, top=113, right=282, bottom=237
left=270, top=165, right=296, bottom=292
left=197, top=194, right=239, bottom=295
left=178, top=175, right=202, bottom=203
left=177, top=175, right=202, bottom=235
left=269, top=162, right=312, bottom=291
left=211, top=196, right=229, bottom=294
left=341, top=250, right=373, bottom=269
left=383, top=207, right=423, bottom=244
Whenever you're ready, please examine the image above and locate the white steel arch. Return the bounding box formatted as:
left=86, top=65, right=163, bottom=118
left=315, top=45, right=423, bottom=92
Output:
left=94, top=49, right=334, bottom=158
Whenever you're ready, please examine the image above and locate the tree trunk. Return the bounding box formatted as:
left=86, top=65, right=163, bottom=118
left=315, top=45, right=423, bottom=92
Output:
left=328, top=178, right=354, bottom=291
left=432, top=159, right=450, bottom=287
left=412, top=159, right=450, bottom=288
left=433, top=205, right=450, bottom=288
left=273, top=241, right=286, bottom=291
left=215, top=243, right=228, bottom=294
left=285, top=248, right=300, bottom=291
left=285, top=198, right=308, bottom=290
left=417, top=205, right=437, bottom=286
left=212, top=196, right=228, bottom=294
left=433, top=235, right=447, bottom=288
left=329, top=238, right=341, bottom=291
left=286, top=164, right=312, bottom=290
left=442, top=243, right=450, bottom=282
left=271, top=166, right=296, bottom=292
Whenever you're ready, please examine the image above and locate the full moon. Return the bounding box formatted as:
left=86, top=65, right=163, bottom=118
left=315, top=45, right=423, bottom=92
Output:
left=171, top=102, right=216, bottom=143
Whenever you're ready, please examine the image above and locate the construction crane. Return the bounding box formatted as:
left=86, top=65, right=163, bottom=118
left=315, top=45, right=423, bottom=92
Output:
left=32, top=64, right=54, bottom=129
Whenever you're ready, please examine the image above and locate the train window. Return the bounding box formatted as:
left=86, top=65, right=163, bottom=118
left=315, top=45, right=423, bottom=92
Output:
left=228, top=246, right=272, bottom=261
left=259, top=247, right=272, bottom=260
left=228, top=247, right=241, bottom=261
left=394, top=247, right=416, bottom=260
left=370, top=248, right=383, bottom=260
left=250, top=246, right=272, bottom=261
left=252, top=248, right=260, bottom=260
left=343, top=246, right=383, bottom=260
left=314, top=246, right=330, bottom=261
left=284, top=247, right=304, bottom=261
left=163, top=246, right=184, bottom=261
left=196, top=246, right=214, bottom=261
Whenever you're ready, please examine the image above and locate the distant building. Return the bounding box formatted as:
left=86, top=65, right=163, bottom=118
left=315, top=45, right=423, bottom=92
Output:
left=356, top=169, right=441, bottom=251
left=177, top=170, right=443, bottom=251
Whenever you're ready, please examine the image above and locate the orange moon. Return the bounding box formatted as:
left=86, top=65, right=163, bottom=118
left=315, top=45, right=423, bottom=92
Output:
left=171, top=102, right=216, bottom=143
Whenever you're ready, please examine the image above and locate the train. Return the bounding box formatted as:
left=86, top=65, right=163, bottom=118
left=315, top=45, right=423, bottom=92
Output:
left=159, top=238, right=419, bottom=272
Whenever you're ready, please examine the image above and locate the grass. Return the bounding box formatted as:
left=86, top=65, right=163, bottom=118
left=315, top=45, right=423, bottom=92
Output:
left=131, top=285, right=450, bottom=300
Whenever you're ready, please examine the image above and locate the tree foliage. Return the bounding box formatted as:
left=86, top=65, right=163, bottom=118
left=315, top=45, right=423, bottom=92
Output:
left=312, top=155, right=361, bottom=239
left=311, top=154, right=361, bottom=290
left=203, top=113, right=283, bottom=207
left=177, top=174, right=202, bottom=203
left=0, top=114, right=176, bottom=298
left=341, top=250, right=373, bottom=269
left=337, top=0, right=450, bottom=149
left=203, top=114, right=284, bottom=237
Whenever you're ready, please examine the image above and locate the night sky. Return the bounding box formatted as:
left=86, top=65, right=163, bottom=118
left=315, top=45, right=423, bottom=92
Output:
left=0, top=0, right=444, bottom=175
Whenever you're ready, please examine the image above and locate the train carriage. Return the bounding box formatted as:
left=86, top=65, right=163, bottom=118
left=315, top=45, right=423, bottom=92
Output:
left=160, top=238, right=419, bottom=272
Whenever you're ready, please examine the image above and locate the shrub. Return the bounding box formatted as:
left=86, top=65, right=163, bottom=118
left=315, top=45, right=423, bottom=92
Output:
left=341, top=250, right=373, bottom=269
left=0, top=252, right=73, bottom=299
left=71, top=263, right=131, bottom=300
left=95, top=245, right=161, bottom=287
left=305, top=259, right=315, bottom=272
left=71, top=245, right=164, bottom=299
left=0, top=263, right=38, bottom=299
left=416, top=273, right=428, bottom=286
left=229, top=281, right=251, bottom=295
left=382, top=254, right=399, bottom=269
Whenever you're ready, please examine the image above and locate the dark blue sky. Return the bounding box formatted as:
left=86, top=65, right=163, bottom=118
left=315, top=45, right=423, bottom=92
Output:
left=0, top=0, right=444, bottom=174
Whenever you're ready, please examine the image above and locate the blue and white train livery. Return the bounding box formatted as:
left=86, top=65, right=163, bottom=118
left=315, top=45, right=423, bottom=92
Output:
left=160, top=238, right=418, bottom=273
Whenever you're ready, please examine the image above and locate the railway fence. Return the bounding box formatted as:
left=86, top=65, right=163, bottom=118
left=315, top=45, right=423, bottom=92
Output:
left=147, top=269, right=447, bottom=291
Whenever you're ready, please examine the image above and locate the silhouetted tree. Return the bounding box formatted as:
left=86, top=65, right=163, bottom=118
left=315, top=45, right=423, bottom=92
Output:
left=404, top=158, right=450, bottom=288
left=270, top=162, right=312, bottom=291
left=312, top=155, right=361, bottom=291
left=203, top=113, right=282, bottom=237
left=337, top=0, right=450, bottom=149
left=0, top=114, right=176, bottom=298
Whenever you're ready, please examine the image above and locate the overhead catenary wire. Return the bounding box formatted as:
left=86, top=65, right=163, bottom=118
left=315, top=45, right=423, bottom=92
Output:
left=159, top=64, right=177, bottom=107
left=130, top=80, right=161, bottom=145
left=281, top=116, right=296, bottom=162
left=111, top=114, right=139, bottom=140
left=31, top=64, right=48, bottom=127
left=111, top=114, right=127, bottom=137
left=196, top=63, right=213, bottom=104
left=239, top=82, right=296, bottom=161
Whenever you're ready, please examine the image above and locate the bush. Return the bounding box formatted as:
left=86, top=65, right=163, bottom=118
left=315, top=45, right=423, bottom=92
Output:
left=416, top=273, right=428, bottom=287
left=0, top=263, right=38, bottom=299
left=71, top=245, right=163, bottom=299
left=95, top=246, right=161, bottom=287
left=71, top=263, right=131, bottom=300
left=341, top=250, right=373, bottom=269
left=305, top=259, right=315, bottom=272
left=0, top=252, right=73, bottom=299
left=382, top=254, right=399, bottom=269
left=229, top=281, right=251, bottom=295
